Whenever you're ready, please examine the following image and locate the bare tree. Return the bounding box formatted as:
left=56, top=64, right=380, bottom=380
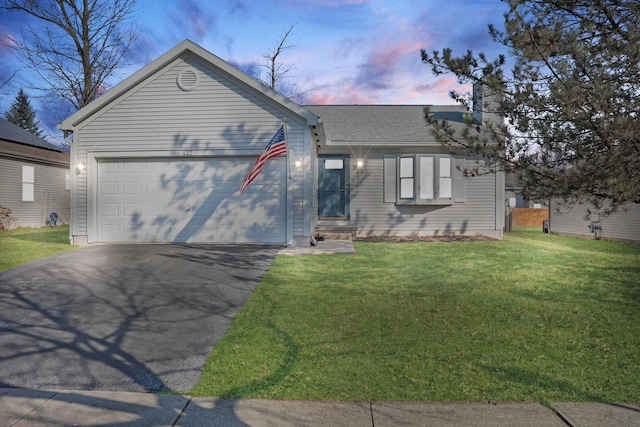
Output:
left=3, top=0, right=138, bottom=110
left=261, top=25, right=300, bottom=99
left=0, top=70, right=17, bottom=99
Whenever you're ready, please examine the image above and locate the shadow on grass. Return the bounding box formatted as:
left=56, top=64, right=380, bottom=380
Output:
left=481, top=365, right=604, bottom=402
left=224, top=328, right=299, bottom=397
left=514, top=263, right=640, bottom=307
left=215, top=293, right=300, bottom=398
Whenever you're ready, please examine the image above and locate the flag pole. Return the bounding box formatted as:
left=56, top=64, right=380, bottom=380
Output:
left=283, top=118, right=291, bottom=179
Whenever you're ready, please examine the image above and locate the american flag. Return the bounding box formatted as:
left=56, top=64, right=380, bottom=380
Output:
left=240, top=125, right=287, bottom=194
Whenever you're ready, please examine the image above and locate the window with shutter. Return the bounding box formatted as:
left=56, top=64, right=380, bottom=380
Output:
left=383, top=155, right=465, bottom=205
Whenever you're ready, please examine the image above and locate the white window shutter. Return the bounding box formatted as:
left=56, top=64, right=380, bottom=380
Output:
left=453, top=157, right=466, bottom=202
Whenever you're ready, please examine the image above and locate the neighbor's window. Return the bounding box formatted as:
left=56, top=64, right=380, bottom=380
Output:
left=22, top=165, right=34, bottom=202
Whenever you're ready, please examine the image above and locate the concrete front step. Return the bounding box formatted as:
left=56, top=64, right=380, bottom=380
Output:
left=315, top=226, right=358, bottom=240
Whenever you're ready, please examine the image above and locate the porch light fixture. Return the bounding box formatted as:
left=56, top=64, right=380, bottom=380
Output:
left=76, top=161, right=86, bottom=175
left=294, top=158, right=303, bottom=171
left=356, top=159, right=364, bottom=169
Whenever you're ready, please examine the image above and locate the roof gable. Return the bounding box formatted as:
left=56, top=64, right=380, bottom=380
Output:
left=59, top=40, right=319, bottom=131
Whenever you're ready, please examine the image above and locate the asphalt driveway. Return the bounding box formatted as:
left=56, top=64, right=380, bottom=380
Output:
left=0, top=244, right=280, bottom=392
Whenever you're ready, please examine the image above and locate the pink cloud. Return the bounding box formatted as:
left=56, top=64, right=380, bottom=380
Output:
left=303, top=82, right=379, bottom=105
left=411, top=77, right=471, bottom=104
left=0, top=33, right=17, bottom=52
left=354, top=37, right=424, bottom=92
left=171, top=0, right=216, bottom=41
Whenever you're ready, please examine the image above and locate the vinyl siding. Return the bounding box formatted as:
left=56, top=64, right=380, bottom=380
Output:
left=76, top=58, right=306, bottom=151
left=348, top=153, right=499, bottom=237
left=0, top=157, right=70, bottom=228
left=549, top=199, right=640, bottom=242
left=73, top=55, right=309, bottom=241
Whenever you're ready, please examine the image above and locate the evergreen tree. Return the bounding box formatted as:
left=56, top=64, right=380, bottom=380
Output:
left=5, top=89, right=42, bottom=136
left=422, top=0, right=640, bottom=214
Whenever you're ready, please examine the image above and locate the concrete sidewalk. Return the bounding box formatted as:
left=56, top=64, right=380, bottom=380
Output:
left=2, top=389, right=639, bottom=427
left=278, top=239, right=356, bottom=255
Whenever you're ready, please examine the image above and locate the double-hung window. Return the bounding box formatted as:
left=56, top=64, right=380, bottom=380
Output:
left=438, top=157, right=452, bottom=199
left=384, top=154, right=464, bottom=205
left=399, top=157, right=414, bottom=199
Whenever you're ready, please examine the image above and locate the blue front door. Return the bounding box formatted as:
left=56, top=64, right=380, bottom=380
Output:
left=318, top=156, right=349, bottom=218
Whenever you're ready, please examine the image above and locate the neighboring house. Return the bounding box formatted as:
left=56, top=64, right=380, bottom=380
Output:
left=58, top=40, right=504, bottom=246
left=504, top=172, right=548, bottom=230
left=549, top=200, right=640, bottom=243
left=505, top=172, right=547, bottom=209
left=0, top=118, right=70, bottom=229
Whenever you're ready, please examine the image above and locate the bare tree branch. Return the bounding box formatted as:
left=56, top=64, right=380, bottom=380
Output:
left=260, top=24, right=300, bottom=99
left=2, top=0, right=138, bottom=110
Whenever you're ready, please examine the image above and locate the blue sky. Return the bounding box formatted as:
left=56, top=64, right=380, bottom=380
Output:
left=0, top=0, right=510, bottom=141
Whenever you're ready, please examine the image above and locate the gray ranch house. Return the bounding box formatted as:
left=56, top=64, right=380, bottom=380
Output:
left=59, top=40, right=504, bottom=246
left=549, top=200, right=640, bottom=243
left=0, top=118, right=70, bottom=229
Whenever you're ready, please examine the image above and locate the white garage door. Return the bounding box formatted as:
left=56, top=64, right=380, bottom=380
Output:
left=97, top=157, right=287, bottom=243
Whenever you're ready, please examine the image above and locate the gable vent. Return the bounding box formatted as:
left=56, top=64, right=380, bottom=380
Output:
left=177, top=69, right=199, bottom=91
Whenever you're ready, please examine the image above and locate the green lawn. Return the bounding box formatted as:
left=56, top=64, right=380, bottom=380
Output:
left=0, top=226, right=77, bottom=272
left=191, top=228, right=640, bottom=404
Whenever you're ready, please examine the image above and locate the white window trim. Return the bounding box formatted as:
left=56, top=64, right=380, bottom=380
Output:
left=396, top=154, right=454, bottom=205
left=22, top=165, right=35, bottom=202
left=399, top=156, right=415, bottom=199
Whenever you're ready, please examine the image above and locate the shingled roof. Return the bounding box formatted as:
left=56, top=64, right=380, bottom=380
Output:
left=305, top=105, right=469, bottom=145
left=0, top=118, right=64, bottom=152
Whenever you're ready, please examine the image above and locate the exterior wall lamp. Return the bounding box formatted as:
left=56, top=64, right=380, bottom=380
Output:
left=76, top=162, right=86, bottom=175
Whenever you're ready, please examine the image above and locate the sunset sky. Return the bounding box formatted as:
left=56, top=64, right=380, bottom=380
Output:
left=0, top=0, right=510, bottom=142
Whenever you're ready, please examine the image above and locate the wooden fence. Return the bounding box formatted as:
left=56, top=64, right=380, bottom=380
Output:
left=511, top=208, right=549, bottom=227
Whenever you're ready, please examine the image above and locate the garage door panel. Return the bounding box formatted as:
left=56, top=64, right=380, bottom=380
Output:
left=100, top=162, right=119, bottom=174
left=101, top=181, right=119, bottom=195
left=123, top=182, right=141, bottom=194
left=145, top=202, right=164, bottom=216
left=101, top=203, right=119, bottom=216
left=97, top=158, right=286, bottom=243
left=123, top=203, right=141, bottom=216
left=123, top=162, right=141, bottom=173
left=145, top=181, right=164, bottom=194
